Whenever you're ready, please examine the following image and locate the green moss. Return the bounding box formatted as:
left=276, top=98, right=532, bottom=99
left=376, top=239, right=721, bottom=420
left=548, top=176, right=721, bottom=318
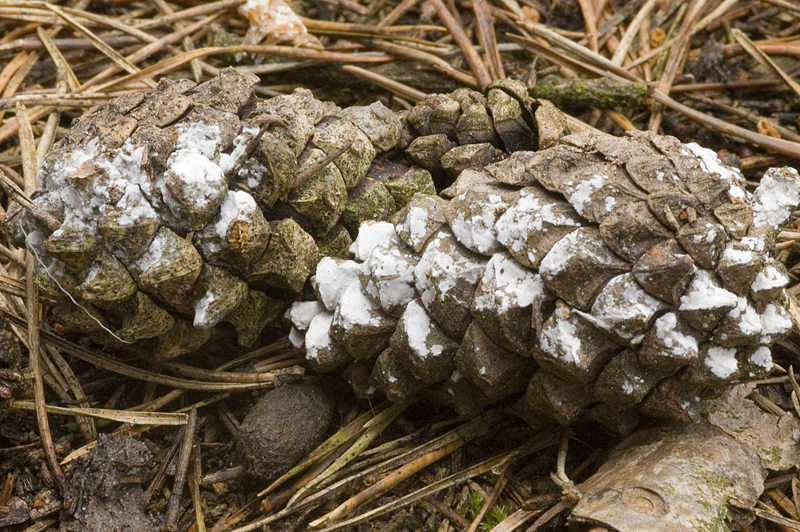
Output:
left=695, top=502, right=730, bottom=532
left=463, top=491, right=515, bottom=532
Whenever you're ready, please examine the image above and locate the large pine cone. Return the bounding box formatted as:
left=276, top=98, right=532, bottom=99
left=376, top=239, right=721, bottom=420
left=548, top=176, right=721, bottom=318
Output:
left=6, top=69, right=557, bottom=358
left=290, top=129, right=800, bottom=433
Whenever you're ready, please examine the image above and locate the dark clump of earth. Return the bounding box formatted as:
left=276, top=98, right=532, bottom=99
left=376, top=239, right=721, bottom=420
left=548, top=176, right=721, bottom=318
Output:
left=236, top=377, right=338, bottom=482
left=63, top=433, right=158, bottom=532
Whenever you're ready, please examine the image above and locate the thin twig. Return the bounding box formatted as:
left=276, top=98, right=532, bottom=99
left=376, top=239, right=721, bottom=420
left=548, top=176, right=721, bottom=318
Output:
left=430, top=0, right=492, bottom=89
left=163, top=406, right=198, bottom=532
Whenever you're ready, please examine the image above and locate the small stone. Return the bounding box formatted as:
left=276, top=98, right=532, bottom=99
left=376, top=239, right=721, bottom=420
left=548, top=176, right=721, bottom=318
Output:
left=237, top=378, right=336, bottom=481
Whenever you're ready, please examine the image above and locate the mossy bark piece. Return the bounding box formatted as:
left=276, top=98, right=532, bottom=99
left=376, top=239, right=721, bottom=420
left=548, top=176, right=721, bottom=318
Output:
left=536, top=300, right=622, bottom=383
left=340, top=177, right=397, bottom=234
left=570, top=423, right=766, bottom=532
left=454, top=321, right=535, bottom=402
left=530, top=75, right=648, bottom=110
left=76, top=249, right=138, bottom=308
left=312, top=117, right=376, bottom=188
left=632, top=239, right=696, bottom=306
left=539, top=227, right=630, bottom=311
left=414, top=229, right=486, bottom=338
left=155, top=319, right=212, bottom=359
left=289, top=149, right=348, bottom=237
left=391, top=299, right=458, bottom=386
left=226, top=290, right=282, bottom=347
left=330, top=281, right=397, bottom=361
left=246, top=218, right=320, bottom=292
left=117, top=291, right=175, bottom=342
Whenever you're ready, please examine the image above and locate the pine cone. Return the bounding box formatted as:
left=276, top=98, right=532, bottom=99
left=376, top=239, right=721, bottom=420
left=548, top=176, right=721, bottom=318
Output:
left=290, top=129, right=800, bottom=433
left=6, top=70, right=556, bottom=358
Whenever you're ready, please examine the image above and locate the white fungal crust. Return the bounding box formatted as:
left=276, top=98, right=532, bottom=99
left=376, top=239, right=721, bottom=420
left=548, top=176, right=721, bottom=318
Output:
left=751, top=167, right=800, bottom=228
left=360, top=235, right=418, bottom=316
left=578, top=273, right=666, bottom=346
left=313, top=257, right=361, bottom=311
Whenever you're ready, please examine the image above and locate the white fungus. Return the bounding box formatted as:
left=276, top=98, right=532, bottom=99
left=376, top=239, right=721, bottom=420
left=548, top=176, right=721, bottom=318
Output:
left=349, top=221, right=397, bottom=260
left=314, top=257, right=361, bottom=311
